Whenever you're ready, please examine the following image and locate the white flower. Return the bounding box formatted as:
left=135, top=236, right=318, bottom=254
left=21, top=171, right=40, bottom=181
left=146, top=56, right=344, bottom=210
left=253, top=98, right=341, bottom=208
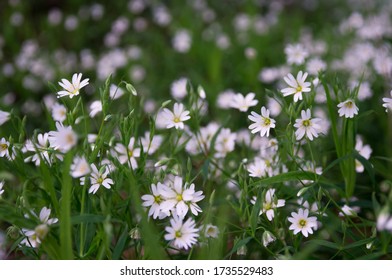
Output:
left=39, top=207, right=58, bottom=225
left=70, top=156, right=91, bottom=178
left=339, top=204, right=359, bottom=217
left=20, top=207, right=58, bottom=248
left=251, top=189, right=285, bottom=221
left=230, top=92, right=258, bottom=112
left=248, top=106, right=276, bottom=137
left=294, top=109, right=322, bottom=141
left=159, top=176, right=204, bottom=218
left=161, top=103, right=191, bottom=130
left=214, top=128, right=236, bottom=158
left=48, top=122, right=77, bottom=153
left=171, top=78, right=188, bottom=100
left=141, top=183, right=168, bottom=219
left=164, top=215, right=199, bottom=250
left=0, top=110, right=10, bottom=126
left=140, top=132, right=163, bottom=155
left=377, top=212, right=392, bottom=232
left=172, top=29, right=192, bottom=53
left=337, top=99, right=359, bottom=118
left=20, top=229, right=40, bottom=248
left=247, top=157, right=267, bottom=178
left=57, top=73, right=89, bottom=99
left=285, top=43, right=309, bottom=65
left=0, top=138, right=11, bottom=159
left=204, top=224, right=219, bottom=238
left=288, top=208, right=318, bottom=237
left=382, top=90, right=392, bottom=112
left=262, top=231, right=276, bottom=247
left=51, top=103, right=67, bottom=123
left=216, top=89, right=236, bottom=109
left=114, top=137, right=140, bottom=169
left=89, top=100, right=102, bottom=117
left=24, top=133, right=52, bottom=166
left=109, top=84, right=124, bottom=99
left=0, top=181, right=4, bottom=197
left=85, top=164, right=114, bottom=194
left=355, top=136, right=372, bottom=173
left=281, top=71, right=311, bottom=102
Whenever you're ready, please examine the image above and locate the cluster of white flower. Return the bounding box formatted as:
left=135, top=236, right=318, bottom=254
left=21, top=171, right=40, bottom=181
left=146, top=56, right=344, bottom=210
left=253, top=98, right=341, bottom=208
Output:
left=141, top=176, right=205, bottom=250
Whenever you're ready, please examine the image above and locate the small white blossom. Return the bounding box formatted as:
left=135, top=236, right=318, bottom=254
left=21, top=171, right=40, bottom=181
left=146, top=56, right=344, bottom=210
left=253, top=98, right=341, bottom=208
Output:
left=89, top=100, right=102, bottom=118
left=281, top=71, right=311, bottom=103
left=377, top=212, right=392, bottom=232
left=248, top=106, right=276, bottom=137
left=161, top=103, right=191, bottom=130
left=48, top=122, right=77, bottom=153
left=114, top=137, right=141, bottom=169
left=51, top=103, right=67, bottom=123
left=285, top=43, right=309, bottom=65
left=109, top=84, right=124, bottom=99
left=382, top=90, right=392, bottom=112
left=288, top=208, right=318, bottom=237
left=0, top=138, right=10, bottom=159
left=164, top=215, right=199, bottom=250
left=171, top=78, right=188, bottom=100
left=355, top=136, right=372, bottom=173
left=230, top=92, right=258, bottom=112
left=84, top=164, right=114, bottom=194
left=141, top=183, right=168, bottom=219
left=159, top=176, right=204, bottom=218
left=262, top=231, right=276, bottom=247
left=251, top=189, right=285, bottom=221
left=57, top=73, right=89, bottom=99
left=204, top=224, right=219, bottom=238
left=294, top=109, right=322, bottom=141
left=0, top=110, right=10, bottom=126
left=337, top=99, right=359, bottom=118
left=70, top=156, right=91, bottom=178
left=140, top=132, right=163, bottom=155
left=247, top=157, right=267, bottom=178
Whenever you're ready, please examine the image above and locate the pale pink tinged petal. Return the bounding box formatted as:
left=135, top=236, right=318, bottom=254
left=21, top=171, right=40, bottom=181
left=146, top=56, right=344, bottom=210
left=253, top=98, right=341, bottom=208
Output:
left=277, top=199, right=285, bottom=207
left=284, top=74, right=297, bottom=87
left=266, top=210, right=274, bottom=221
left=302, top=229, right=309, bottom=237
left=281, top=88, right=296, bottom=96
left=288, top=217, right=295, bottom=223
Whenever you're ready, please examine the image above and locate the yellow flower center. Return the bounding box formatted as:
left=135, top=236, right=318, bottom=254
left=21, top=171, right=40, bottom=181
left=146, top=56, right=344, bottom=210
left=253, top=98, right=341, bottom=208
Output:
left=296, top=86, right=303, bottom=92
left=345, top=101, right=353, bottom=108
left=0, top=143, right=8, bottom=151
left=154, top=195, right=162, bottom=204
left=299, top=219, right=307, bottom=228
left=173, top=117, right=181, bottom=123
left=264, top=202, right=272, bottom=210
left=265, top=159, right=271, bottom=167
left=263, top=118, right=271, bottom=126
left=302, top=119, right=310, bottom=127
left=175, top=230, right=182, bottom=238
left=97, top=177, right=104, bottom=184
left=66, top=133, right=75, bottom=145
left=128, top=150, right=133, bottom=157
left=176, top=194, right=183, bottom=201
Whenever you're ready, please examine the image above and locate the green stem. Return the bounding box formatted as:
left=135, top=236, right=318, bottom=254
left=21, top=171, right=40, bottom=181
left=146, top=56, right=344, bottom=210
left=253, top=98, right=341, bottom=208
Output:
left=60, top=152, right=74, bottom=259
left=79, top=182, right=87, bottom=258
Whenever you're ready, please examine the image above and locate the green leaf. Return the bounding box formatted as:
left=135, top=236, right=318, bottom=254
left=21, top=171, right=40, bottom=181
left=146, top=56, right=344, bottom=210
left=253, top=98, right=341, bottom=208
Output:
left=112, top=225, right=129, bottom=260
left=60, top=153, right=74, bottom=260
left=307, top=239, right=340, bottom=250
left=71, top=214, right=106, bottom=224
